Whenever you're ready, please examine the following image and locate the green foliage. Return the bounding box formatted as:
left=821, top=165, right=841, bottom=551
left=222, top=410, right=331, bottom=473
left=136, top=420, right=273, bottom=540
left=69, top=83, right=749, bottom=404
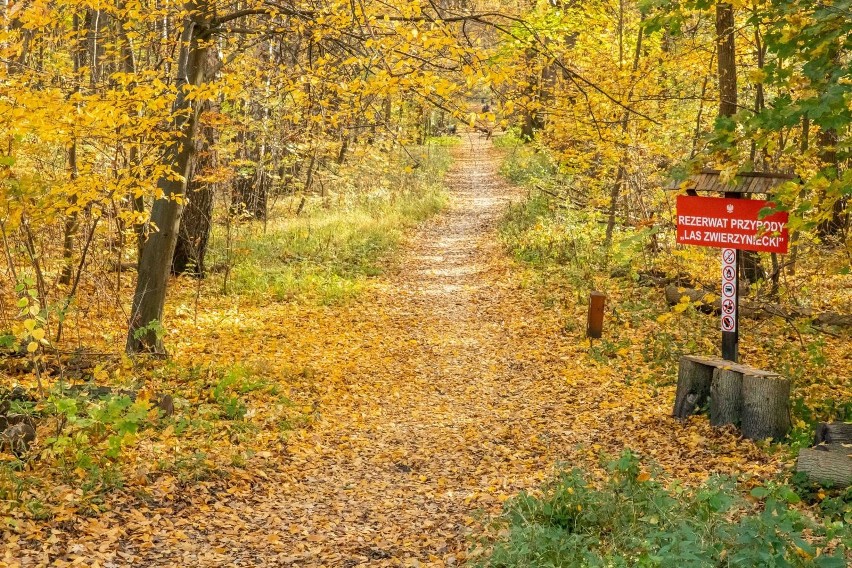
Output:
left=498, top=136, right=558, bottom=186
left=0, top=332, right=15, bottom=349
left=215, top=146, right=450, bottom=303
left=212, top=367, right=249, bottom=421
left=500, top=192, right=655, bottom=290
left=478, top=452, right=849, bottom=568
left=32, top=390, right=155, bottom=495
left=131, top=320, right=165, bottom=344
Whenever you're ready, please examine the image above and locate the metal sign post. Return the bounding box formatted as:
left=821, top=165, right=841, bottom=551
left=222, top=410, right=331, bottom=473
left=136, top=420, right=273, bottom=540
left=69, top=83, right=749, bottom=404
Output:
left=721, top=248, right=738, bottom=361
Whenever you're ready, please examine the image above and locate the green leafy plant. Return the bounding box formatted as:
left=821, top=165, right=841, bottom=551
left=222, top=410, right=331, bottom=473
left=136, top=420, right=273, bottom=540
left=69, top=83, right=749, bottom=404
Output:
left=478, top=452, right=848, bottom=567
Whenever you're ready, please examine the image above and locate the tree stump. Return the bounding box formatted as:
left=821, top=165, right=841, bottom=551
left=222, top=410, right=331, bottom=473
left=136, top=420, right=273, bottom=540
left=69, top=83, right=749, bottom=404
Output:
left=710, top=368, right=742, bottom=427
left=796, top=446, right=852, bottom=488
left=673, top=356, right=714, bottom=418
left=741, top=373, right=791, bottom=441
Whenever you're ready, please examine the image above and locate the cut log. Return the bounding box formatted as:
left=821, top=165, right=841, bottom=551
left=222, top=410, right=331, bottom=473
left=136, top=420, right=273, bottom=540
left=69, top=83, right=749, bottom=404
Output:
left=665, top=285, right=721, bottom=314
left=815, top=312, right=852, bottom=327
left=796, top=446, right=852, bottom=488
left=673, top=356, right=715, bottom=418
left=1, top=422, right=36, bottom=457
left=710, top=368, right=742, bottom=427
left=663, top=285, right=851, bottom=326
left=741, top=373, right=791, bottom=441
left=814, top=422, right=852, bottom=446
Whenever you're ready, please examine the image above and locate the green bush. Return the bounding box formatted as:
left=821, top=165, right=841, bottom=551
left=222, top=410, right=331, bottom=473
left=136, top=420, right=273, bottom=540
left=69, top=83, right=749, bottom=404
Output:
left=477, top=452, right=849, bottom=568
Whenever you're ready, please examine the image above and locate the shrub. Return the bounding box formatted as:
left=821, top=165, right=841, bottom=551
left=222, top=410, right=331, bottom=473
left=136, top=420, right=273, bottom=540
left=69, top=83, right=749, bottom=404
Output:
left=478, top=452, right=848, bottom=567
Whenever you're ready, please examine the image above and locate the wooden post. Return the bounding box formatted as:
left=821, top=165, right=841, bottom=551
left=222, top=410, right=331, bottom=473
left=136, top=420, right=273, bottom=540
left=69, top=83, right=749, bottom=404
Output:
left=741, top=373, right=791, bottom=440
left=673, top=356, right=714, bottom=418
left=710, top=368, right=742, bottom=426
left=587, top=292, right=606, bottom=339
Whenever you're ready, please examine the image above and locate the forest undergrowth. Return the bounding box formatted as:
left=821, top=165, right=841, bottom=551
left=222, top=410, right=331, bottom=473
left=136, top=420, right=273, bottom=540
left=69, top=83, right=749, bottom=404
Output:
left=476, top=131, right=851, bottom=567
left=0, top=140, right=453, bottom=527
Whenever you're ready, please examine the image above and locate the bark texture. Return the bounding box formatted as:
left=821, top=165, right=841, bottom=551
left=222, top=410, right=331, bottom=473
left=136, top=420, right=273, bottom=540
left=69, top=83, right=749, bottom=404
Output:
left=796, top=448, right=851, bottom=488
left=710, top=368, right=742, bottom=427
left=741, top=373, right=791, bottom=441
left=126, top=5, right=211, bottom=353
left=673, top=356, right=714, bottom=419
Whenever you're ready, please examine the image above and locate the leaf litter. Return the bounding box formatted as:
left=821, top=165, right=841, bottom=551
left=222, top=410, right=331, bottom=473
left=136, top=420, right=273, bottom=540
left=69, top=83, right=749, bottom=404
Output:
left=2, top=132, right=786, bottom=567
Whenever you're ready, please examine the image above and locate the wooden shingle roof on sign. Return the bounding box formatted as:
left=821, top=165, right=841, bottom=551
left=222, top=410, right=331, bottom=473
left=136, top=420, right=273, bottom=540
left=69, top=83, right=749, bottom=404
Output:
left=669, top=169, right=797, bottom=194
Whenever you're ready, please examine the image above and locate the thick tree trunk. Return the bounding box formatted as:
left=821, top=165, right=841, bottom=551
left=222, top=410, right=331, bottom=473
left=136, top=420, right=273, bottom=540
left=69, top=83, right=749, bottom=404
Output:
left=172, top=147, right=214, bottom=276
left=710, top=368, right=742, bottom=427
left=173, top=49, right=218, bottom=276
left=715, top=4, right=764, bottom=286
left=126, top=7, right=210, bottom=354
left=740, top=373, right=791, bottom=441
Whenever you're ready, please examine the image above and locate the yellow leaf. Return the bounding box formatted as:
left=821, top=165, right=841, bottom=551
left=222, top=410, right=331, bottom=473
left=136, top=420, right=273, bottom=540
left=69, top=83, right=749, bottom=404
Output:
left=27, top=341, right=38, bottom=353
left=31, top=328, right=45, bottom=341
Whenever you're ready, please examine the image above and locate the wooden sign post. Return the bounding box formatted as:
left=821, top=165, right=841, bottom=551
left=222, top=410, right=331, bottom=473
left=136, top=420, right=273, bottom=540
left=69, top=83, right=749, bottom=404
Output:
left=587, top=291, right=606, bottom=339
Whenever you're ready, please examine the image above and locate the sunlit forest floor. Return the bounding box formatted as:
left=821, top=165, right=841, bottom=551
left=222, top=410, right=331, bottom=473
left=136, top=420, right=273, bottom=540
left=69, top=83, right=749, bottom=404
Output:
left=5, top=131, right=834, bottom=566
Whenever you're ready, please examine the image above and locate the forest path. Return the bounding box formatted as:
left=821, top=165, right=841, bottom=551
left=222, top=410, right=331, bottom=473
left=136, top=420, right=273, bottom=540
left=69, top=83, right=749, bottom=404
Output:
left=32, top=132, right=776, bottom=567
left=179, top=130, right=590, bottom=567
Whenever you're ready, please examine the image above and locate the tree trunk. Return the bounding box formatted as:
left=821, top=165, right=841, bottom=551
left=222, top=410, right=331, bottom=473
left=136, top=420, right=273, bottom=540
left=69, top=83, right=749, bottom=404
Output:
left=172, top=115, right=214, bottom=276
left=59, top=12, right=87, bottom=286
left=673, top=356, right=714, bottom=419
left=741, top=373, right=791, bottom=441
left=231, top=103, right=269, bottom=221
left=520, top=48, right=543, bottom=142
left=172, top=46, right=219, bottom=277
left=816, top=127, right=848, bottom=238
left=715, top=3, right=737, bottom=119
left=126, top=6, right=210, bottom=354
left=604, top=19, right=643, bottom=249
left=710, top=368, right=742, bottom=427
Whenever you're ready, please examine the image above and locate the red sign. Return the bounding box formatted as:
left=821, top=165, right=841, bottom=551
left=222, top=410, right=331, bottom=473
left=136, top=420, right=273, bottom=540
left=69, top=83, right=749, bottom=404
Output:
left=676, top=195, right=789, bottom=253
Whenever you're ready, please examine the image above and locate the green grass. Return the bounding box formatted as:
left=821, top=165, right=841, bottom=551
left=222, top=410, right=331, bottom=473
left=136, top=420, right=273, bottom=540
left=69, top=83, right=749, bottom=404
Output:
left=476, top=452, right=849, bottom=568
left=223, top=188, right=447, bottom=303
left=494, top=129, right=558, bottom=186
left=210, top=142, right=452, bottom=303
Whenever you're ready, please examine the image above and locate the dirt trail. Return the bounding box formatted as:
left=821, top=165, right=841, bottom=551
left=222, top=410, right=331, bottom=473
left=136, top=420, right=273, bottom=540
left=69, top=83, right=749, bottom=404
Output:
left=13, top=132, right=779, bottom=567
left=245, top=131, right=570, bottom=566
left=186, top=131, right=579, bottom=567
